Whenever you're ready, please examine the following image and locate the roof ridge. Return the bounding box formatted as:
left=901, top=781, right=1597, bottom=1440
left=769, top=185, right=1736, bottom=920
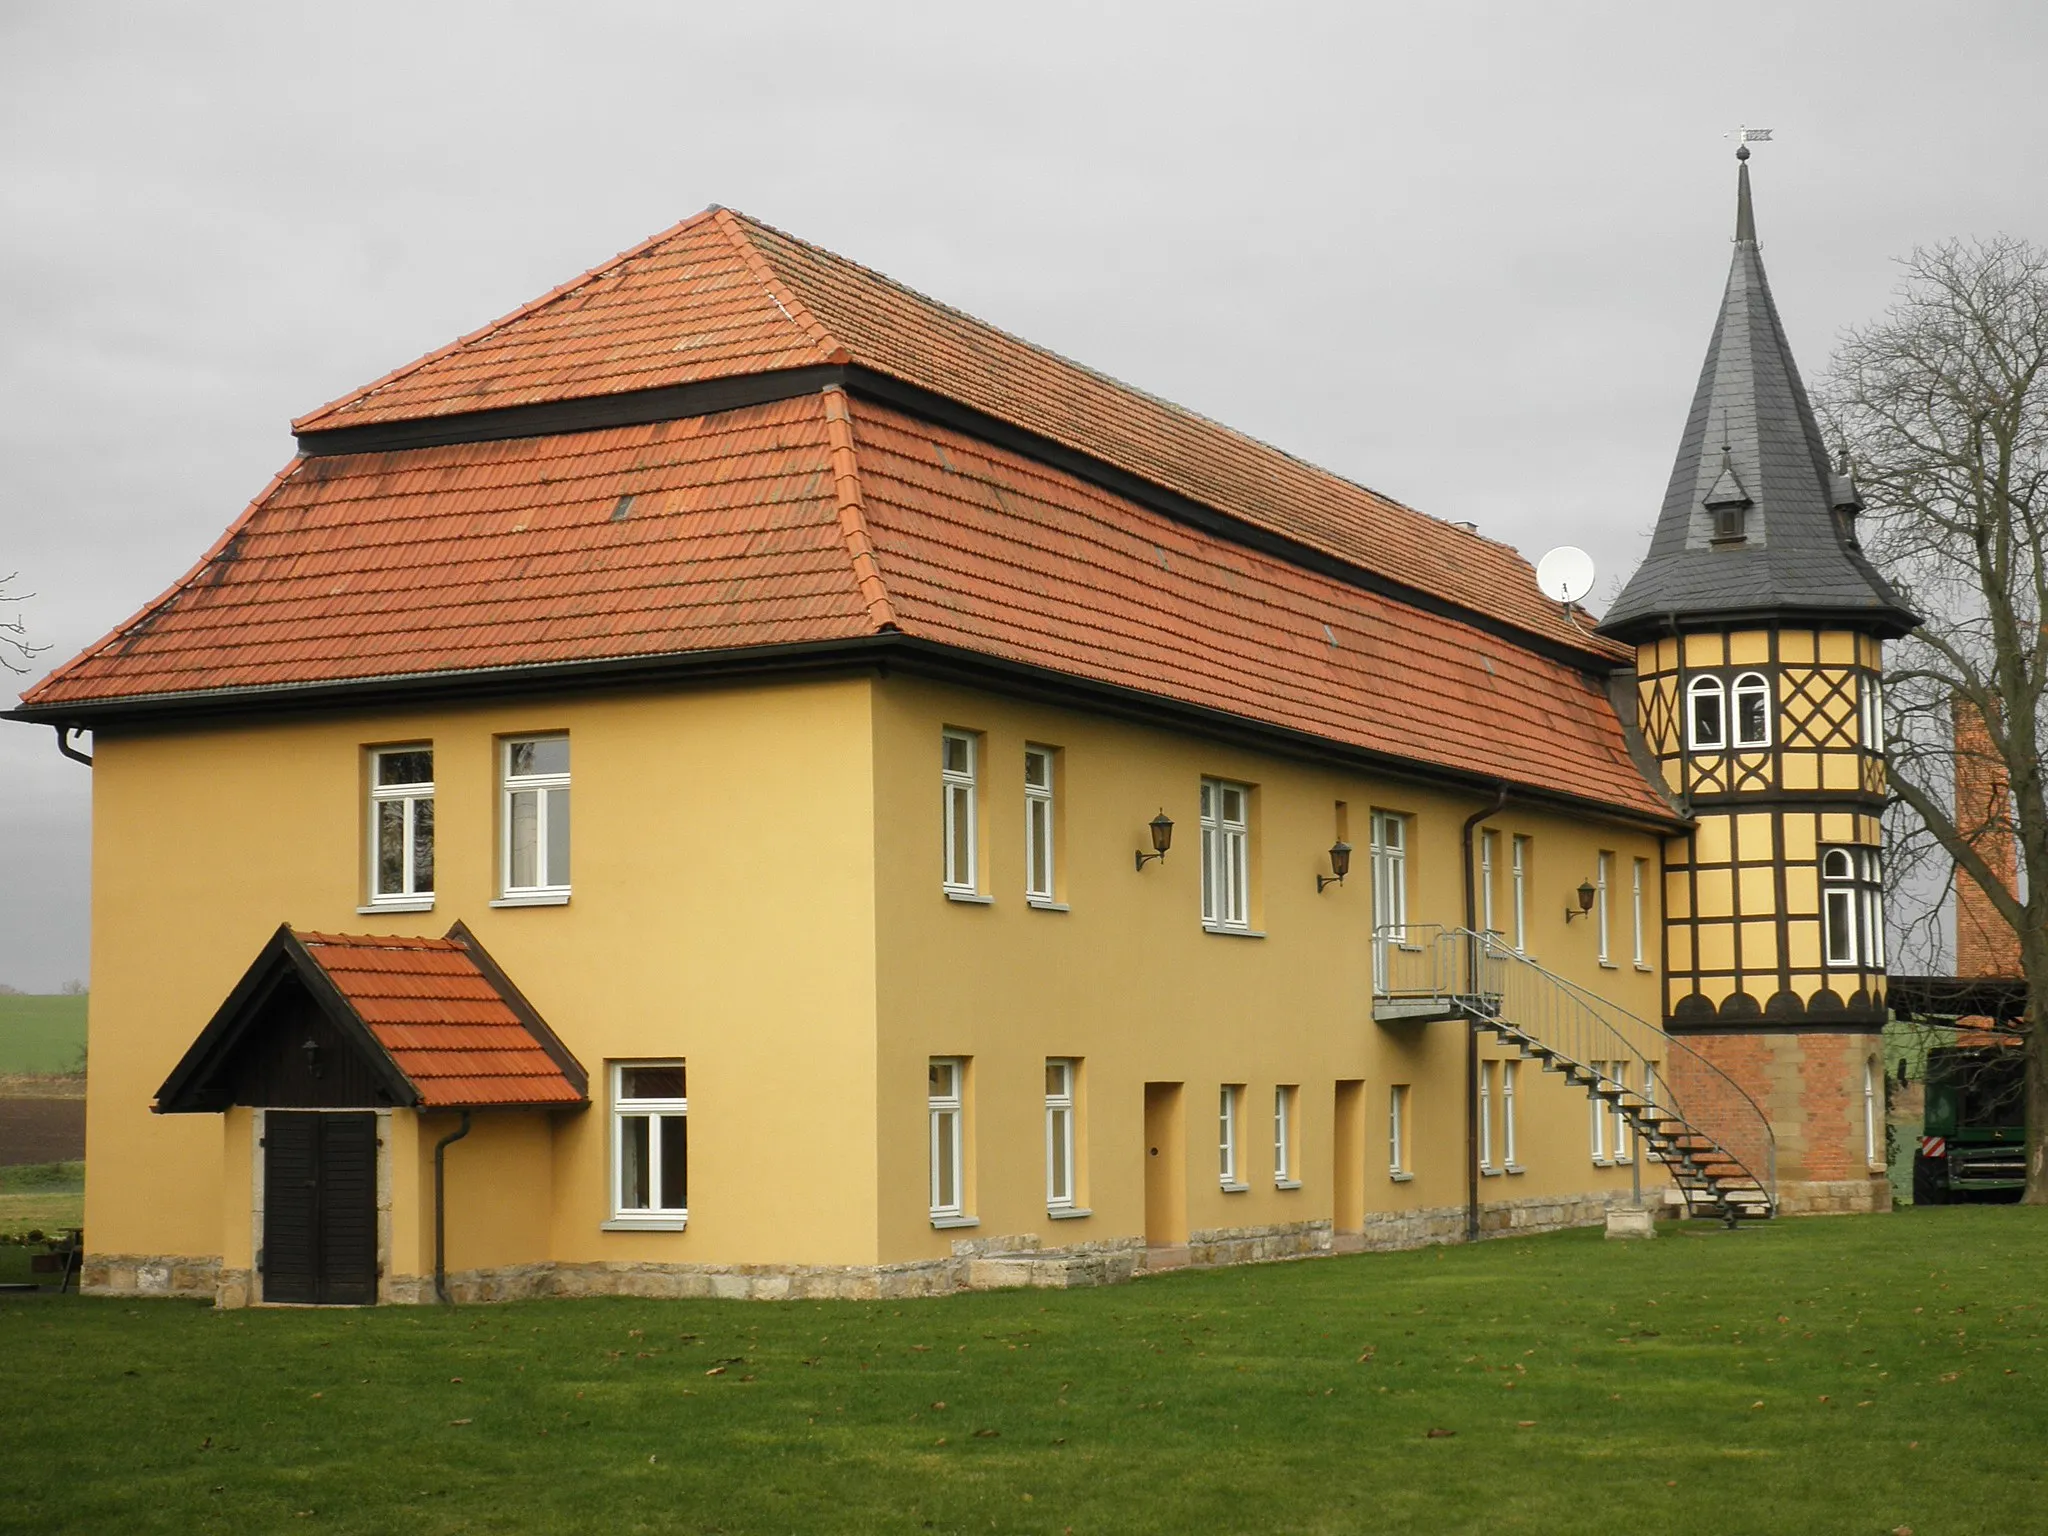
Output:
left=723, top=209, right=1499, bottom=556
left=820, top=386, right=899, bottom=633
left=18, top=457, right=307, bottom=710
left=712, top=209, right=846, bottom=361
left=291, top=207, right=730, bottom=433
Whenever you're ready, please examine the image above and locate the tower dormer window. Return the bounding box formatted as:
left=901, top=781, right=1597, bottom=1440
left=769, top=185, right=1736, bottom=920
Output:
left=1711, top=502, right=1747, bottom=543
left=1732, top=672, right=1772, bottom=748
left=1687, top=675, right=1727, bottom=751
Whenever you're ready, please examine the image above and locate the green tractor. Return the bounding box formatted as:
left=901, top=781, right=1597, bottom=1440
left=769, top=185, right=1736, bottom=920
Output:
left=1913, top=1044, right=2026, bottom=1205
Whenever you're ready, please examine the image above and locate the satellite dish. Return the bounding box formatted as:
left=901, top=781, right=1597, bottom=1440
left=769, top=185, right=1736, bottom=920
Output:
left=1536, top=546, right=1597, bottom=606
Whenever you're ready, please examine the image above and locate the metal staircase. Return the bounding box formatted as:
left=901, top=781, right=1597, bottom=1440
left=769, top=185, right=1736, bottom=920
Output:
left=1375, top=926, right=1776, bottom=1225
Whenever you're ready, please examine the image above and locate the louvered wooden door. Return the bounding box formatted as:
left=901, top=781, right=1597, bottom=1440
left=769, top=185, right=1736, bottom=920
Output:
left=263, top=1112, right=377, bottom=1304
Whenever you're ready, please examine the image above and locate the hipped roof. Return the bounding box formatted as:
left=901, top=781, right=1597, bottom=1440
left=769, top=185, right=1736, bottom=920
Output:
left=19, top=205, right=1672, bottom=823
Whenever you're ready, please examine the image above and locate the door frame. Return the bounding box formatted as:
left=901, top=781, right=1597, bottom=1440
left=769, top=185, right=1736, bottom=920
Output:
left=252, top=1107, right=393, bottom=1304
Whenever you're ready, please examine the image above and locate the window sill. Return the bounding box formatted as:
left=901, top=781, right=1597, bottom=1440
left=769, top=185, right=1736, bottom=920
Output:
left=1598, top=961, right=1620, bottom=970
left=1202, top=924, right=1266, bottom=939
left=1026, top=898, right=1070, bottom=913
left=1504, top=1163, right=1526, bottom=1176
left=1613, top=1156, right=1634, bottom=1166
left=359, top=898, right=435, bottom=915
left=492, top=890, right=570, bottom=908
left=943, top=889, right=994, bottom=906
left=1634, top=964, right=1654, bottom=974
left=1219, top=1180, right=1250, bottom=1194
left=1047, top=1205, right=1092, bottom=1221
left=930, top=1213, right=979, bottom=1230
left=1274, top=1178, right=1302, bottom=1191
left=1389, top=1170, right=1415, bottom=1183
left=601, top=1217, right=687, bottom=1232
left=1480, top=1166, right=1502, bottom=1178
left=1592, top=1157, right=1611, bottom=1167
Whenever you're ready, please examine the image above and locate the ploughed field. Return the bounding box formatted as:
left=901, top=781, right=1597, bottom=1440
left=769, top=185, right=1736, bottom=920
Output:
left=4, top=1209, right=2045, bottom=1534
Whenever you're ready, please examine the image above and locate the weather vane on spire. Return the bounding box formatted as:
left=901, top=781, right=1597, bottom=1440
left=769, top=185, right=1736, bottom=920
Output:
left=1727, top=125, right=1774, bottom=161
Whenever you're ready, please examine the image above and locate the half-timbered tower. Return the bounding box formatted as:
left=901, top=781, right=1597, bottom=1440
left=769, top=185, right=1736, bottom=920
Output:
left=1601, top=149, right=1918, bottom=1212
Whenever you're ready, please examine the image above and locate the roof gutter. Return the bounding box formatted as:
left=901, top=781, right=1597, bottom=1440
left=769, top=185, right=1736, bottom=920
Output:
left=52, top=726, right=91, bottom=767
left=5, top=635, right=1687, bottom=834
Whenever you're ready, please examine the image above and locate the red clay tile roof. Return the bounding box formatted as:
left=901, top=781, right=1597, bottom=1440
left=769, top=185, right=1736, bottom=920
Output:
left=24, top=383, right=1668, bottom=820
left=297, top=931, right=584, bottom=1108
left=286, top=208, right=1620, bottom=662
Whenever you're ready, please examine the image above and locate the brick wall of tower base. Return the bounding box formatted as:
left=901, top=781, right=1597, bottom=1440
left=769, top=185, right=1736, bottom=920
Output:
left=1667, top=1030, right=1890, bottom=1211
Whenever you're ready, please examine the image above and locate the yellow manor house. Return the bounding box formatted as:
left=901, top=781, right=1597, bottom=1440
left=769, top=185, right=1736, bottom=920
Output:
left=9, top=155, right=1914, bottom=1305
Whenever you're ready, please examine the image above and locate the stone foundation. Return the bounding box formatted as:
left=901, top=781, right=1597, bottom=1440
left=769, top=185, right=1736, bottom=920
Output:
left=1773, top=1175, right=1891, bottom=1216
left=81, top=1253, right=221, bottom=1300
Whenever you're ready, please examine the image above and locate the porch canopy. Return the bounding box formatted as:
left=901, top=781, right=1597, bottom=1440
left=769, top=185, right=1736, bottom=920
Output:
left=155, top=922, right=587, bottom=1113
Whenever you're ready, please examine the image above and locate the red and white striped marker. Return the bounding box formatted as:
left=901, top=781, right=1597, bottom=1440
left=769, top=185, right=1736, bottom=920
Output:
left=1920, top=1136, right=1946, bottom=1159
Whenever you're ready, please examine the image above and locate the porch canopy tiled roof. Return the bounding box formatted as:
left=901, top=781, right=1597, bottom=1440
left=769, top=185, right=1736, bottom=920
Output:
left=18, top=209, right=1674, bottom=825
left=155, top=924, right=587, bottom=1113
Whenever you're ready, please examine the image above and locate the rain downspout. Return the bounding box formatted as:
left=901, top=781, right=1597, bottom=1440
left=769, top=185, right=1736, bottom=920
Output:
left=433, top=1110, right=473, bottom=1304
left=1463, top=784, right=1511, bottom=1243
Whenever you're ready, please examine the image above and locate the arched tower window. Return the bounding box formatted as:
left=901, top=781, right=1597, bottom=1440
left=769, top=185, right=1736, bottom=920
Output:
left=1822, top=849, right=1856, bottom=965
left=1732, top=672, right=1771, bottom=747
left=1687, top=675, right=1727, bottom=751
left=1821, top=848, right=1884, bottom=968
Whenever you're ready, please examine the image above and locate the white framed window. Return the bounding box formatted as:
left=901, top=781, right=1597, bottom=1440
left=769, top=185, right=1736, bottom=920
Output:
left=1688, top=675, right=1727, bottom=751
left=1480, top=830, right=1498, bottom=935
left=1024, top=745, right=1057, bottom=904
left=942, top=730, right=979, bottom=895
left=1611, top=1061, right=1632, bottom=1163
left=1596, top=851, right=1613, bottom=963
left=1732, top=671, right=1772, bottom=748
left=1219, top=1084, right=1245, bottom=1189
left=1864, top=1056, right=1881, bottom=1166
left=1511, top=835, right=1531, bottom=951
left=1643, top=1060, right=1658, bottom=1115
left=609, top=1062, right=687, bottom=1227
left=1631, top=857, right=1648, bottom=966
left=929, top=1058, right=968, bottom=1221
left=1201, top=780, right=1251, bottom=930
left=368, top=746, right=435, bottom=905
left=1273, top=1084, right=1298, bottom=1187
left=1045, top=1059, right=1077, bottom=1210
left=1862, top=849, right=1888, bottom=968
left=1502, top=1061, right=1519, bottom=1170
left=1388, top=1084, right=1411, bottom=1178
left=1823, top=848, right=1858, bottom=967
left=1589, top=1061, right=1609, bottom=1163
left=1371, top=810, right=1409, bottom=992
left=501, top=735, right=570, bottom=898
left=1478, top=1061, right=1497, bottom=1173
left=1861, top=673, right=1887, bottom=750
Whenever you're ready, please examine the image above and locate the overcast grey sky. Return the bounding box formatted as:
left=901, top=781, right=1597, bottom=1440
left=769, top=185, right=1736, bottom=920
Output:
left=3, top=2, right=2044, bottom=990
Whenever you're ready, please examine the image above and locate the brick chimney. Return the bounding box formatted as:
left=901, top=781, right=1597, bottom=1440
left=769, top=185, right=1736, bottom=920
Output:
left=1953, top=696, right=2023, bottom=978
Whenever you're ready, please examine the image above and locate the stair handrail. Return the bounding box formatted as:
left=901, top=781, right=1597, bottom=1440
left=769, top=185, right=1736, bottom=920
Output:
left=1412, top=926, right=1778, bottom=1214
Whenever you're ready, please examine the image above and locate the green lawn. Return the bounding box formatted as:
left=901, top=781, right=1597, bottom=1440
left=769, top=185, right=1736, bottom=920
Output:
left=0, top=992, right=87, bottom=1074
left=3, top=1210, right=2045, bottom=1534
left=0, top=1160, right=83, bottom=1241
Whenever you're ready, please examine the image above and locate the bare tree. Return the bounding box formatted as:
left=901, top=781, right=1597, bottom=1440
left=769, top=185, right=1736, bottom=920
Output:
left=0, top=573, right=48, bottom=675
left=1822, top=236, right=2048, bottom=1201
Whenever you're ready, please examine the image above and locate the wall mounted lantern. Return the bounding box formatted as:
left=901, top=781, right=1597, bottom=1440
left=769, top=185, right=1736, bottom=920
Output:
left=1135, top=810, right=1174, bottom=871
left=1317, top=840, right=1353, bottom=893
left=302, top=1036, right=324, bottom=1078
left=1563, top=880, right=1597, bottom=922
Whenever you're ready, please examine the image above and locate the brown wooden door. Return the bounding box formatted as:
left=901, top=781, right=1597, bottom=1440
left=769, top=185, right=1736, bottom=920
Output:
left=263, top=1112, right=377, bottom=1305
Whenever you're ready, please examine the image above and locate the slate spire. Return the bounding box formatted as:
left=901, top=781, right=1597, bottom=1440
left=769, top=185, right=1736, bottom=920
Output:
left=1599, top=151, right=1917, bottom=641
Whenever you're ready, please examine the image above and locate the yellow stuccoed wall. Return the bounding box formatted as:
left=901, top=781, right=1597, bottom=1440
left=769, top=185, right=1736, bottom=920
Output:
left=84, top=669, right=1669, bottom=1291
left=86, top=676, right=884, bottom=1279
left=868, top=677, right=1664, bottom=1265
